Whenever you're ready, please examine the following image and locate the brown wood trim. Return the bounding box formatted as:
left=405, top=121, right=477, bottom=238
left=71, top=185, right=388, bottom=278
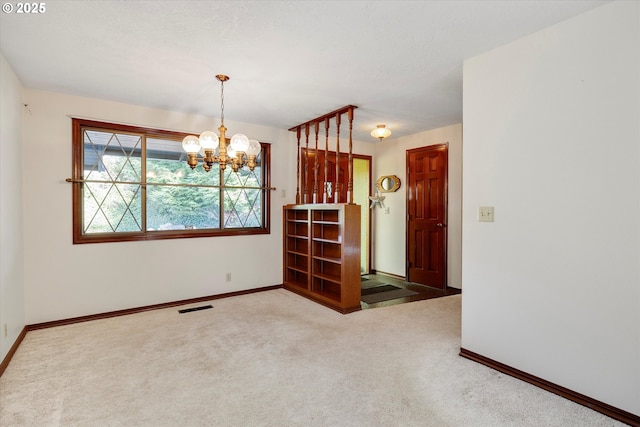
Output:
left=28, top=285, right=282, bottom=331
left=459, top=348, right=640, bottom=426
left=370, top=269, right=406, bottom=281
left=71, top=118, right=272, bottom=244
left=288, top=105, right=358, bottom=132
left=283, top=285, right=361, bottom=315
left=0, top=326, right=28, bottom=377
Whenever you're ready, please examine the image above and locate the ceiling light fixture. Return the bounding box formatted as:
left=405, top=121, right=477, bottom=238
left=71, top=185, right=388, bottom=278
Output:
left=182, top=74, right=261, bottom=172
left=371, top=124, right=391, bottom=141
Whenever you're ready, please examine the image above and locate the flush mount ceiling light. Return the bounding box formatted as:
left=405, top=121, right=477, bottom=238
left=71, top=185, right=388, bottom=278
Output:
left=371, top=124, right=391, bottom=141
left=182, top=74, right=261, bottom=172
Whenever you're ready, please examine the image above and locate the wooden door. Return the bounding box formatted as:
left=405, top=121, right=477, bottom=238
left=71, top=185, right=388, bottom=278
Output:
left=407, top=144, right=447, bottom=288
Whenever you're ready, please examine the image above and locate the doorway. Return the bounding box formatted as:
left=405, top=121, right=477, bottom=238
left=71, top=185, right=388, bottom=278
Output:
left=353, top=157, right=371, bottom=273
left=406, top=144, right=448, bottom=289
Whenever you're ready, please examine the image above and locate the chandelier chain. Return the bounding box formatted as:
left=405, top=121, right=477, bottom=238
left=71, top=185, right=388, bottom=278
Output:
left=220, top=79, right=225, bottom=125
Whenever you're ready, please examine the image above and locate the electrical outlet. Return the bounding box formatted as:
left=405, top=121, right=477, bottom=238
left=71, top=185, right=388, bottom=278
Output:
left=225, top=272, right=232, bottom=282
left=3, top=323, right=7, bottom=338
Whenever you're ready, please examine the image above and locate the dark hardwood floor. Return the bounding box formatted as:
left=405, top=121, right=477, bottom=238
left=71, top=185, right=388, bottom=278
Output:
left=360, top=273, right=461, bottom=310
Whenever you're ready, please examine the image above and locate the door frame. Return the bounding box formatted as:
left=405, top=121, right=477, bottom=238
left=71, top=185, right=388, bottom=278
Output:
left=405, top=143, right=448, bottom=287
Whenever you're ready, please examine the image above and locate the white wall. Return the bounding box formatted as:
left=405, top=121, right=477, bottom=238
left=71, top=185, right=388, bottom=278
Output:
left=0, top=52, right=25, bottom=361
left=21, top=89, right=298, bottom=324
left=372, top=123, right=463, bottom=288
left=15, top=81, right=384, bottom=326
left=462, top=0, right=639, bottom=415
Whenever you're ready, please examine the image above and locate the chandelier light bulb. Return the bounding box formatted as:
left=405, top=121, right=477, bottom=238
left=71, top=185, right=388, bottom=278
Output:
left=230, top=133, right=250, bottom=152
left=198, top=130, right=219, bottom=150
left=246, top=139, right=261, bottom=156
left=182, top=135, right=201, bottom=153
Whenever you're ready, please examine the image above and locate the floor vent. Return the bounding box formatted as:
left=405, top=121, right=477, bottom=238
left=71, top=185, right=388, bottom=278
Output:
left=178, top=305, right=213, bottom=314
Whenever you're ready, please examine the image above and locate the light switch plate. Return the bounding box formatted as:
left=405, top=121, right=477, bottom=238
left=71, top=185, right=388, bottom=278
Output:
left=478, top=206, right=494, bottom=222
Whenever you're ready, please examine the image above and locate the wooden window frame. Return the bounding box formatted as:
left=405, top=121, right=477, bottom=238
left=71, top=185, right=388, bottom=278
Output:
left=71, top=119, right=271, bottom=244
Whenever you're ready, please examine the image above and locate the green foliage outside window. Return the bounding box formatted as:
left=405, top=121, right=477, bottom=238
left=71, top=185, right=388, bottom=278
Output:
left=72, top=119, right=269, bottom=244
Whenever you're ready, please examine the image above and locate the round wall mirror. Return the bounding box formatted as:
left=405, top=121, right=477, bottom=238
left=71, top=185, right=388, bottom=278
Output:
left=376, top=175, right=401, bottom=193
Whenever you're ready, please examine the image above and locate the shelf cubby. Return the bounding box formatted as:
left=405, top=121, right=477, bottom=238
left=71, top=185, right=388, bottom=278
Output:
left=285, top=269, right=308, bottom=292
left=311, top=277, right=342, bottom=303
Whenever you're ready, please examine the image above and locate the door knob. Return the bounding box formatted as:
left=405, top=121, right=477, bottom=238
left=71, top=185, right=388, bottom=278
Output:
left=436, top=223, right=444, bottom=228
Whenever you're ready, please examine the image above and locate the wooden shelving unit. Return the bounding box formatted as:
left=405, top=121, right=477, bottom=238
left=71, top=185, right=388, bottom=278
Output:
left=283, top=203, right=361, bottom=313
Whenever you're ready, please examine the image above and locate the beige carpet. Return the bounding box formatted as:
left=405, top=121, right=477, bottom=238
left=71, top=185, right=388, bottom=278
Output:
left=0, top=290, right=623, bottom=426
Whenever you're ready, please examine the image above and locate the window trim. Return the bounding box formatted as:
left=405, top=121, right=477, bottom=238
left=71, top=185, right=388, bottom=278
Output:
left=72, top=118, right=271, bottom=244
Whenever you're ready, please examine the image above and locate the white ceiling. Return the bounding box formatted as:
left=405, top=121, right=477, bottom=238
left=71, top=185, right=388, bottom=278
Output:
left=0, top=0, right=609, bottom=142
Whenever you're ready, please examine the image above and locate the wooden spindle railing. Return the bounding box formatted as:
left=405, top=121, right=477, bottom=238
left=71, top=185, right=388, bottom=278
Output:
left=313, top=121, right=320, bottom=203
left=288, top=105, right=357, bottom=205
left=295, top=126, right=301, bottom=204
left=334, top=113, right=341, bottom=202
left=304, top=124, right=310, bottom=203
left=323, top=117, right=330, bottom=203
left=347, top=106, right=354, bottom=204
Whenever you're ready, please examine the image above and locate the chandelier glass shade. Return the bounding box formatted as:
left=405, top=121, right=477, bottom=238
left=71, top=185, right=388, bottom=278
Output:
left=371, top=124, right=391, bottom=141
left=182, top=74, right=261, bottom=172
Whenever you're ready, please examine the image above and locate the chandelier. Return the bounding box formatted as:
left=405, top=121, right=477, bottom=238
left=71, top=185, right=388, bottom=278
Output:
left=182, top=74, right=261, bottom=172
left=371, top=124, right=391, bottom=141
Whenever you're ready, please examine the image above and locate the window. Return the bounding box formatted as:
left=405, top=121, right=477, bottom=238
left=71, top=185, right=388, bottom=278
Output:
left=71, top=119, right=270, bottom=244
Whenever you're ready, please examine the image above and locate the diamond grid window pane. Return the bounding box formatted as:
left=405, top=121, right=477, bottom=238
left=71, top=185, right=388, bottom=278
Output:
left=83, top=182, right=142, bottom=233
left=84, top=131, right=141, bottom=182
left=222, top=152, right=263, bottom=228
left=223, top=155, right=262, bottom=187
left=82, top=130, right=142, bottom=234
left=223, top=188, right=262, bottom=228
